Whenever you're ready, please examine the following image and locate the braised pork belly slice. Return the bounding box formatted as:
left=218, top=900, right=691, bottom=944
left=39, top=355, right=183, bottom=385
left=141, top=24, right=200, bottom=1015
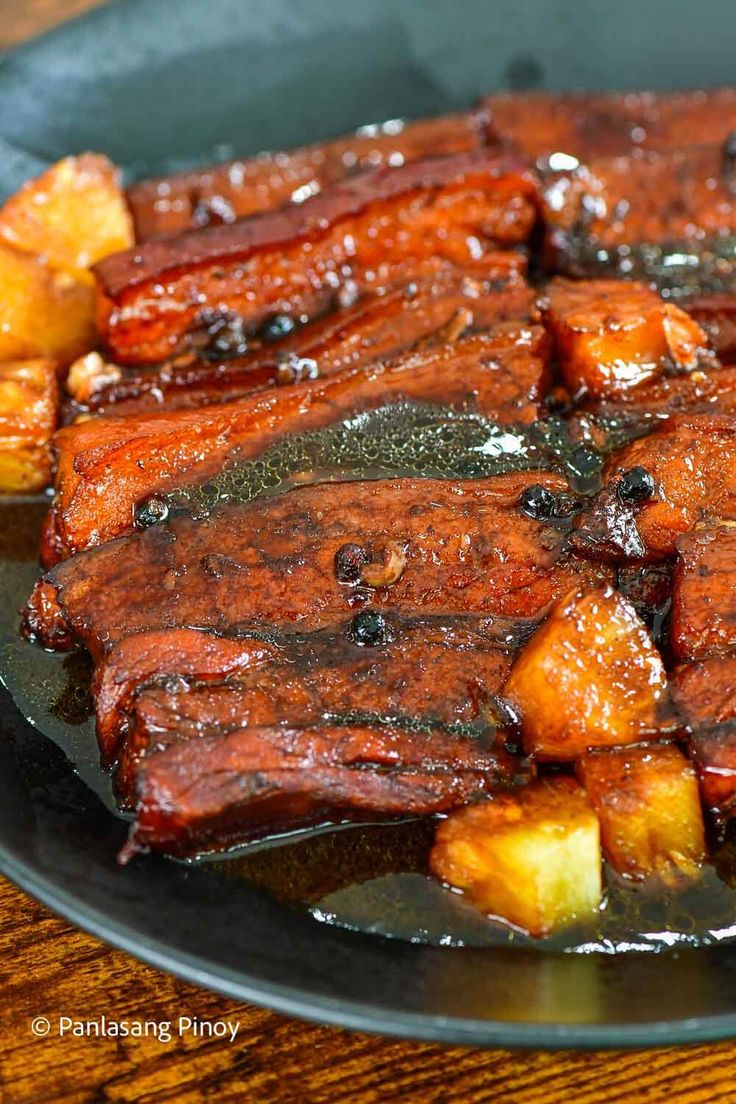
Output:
left=127, top=110, right=490, bottom=240
left=483, top=88, right=736, bottom=161
left=25, top=472, right=612, bottom=659
left=671, top=658, right=736, bottom=819
left=540, top=279, right=714, bottom=401
left=572, top=415, right=736, bottom=561
left=93, top=628, right=283, bottom=763
left=671, top=528, right=736, bottom=663
left=588, top=365, right=736, bottom=419
left=538, top=146, right=736, bottom=294
left=94, top=151, right=539, bottom=364
left=112, top=616, right=515, bottom=802
left=121, top=719, right=519, bottom=860
left=70, top=270, right=535, bottom=418
left=49, top=321, right=550, bottom=558
left=688, top=294, right=736, bottom=366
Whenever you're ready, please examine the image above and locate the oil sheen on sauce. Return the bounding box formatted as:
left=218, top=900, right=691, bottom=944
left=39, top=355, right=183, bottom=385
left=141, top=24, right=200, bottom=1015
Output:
left=2, top=402, right=736, bottom=954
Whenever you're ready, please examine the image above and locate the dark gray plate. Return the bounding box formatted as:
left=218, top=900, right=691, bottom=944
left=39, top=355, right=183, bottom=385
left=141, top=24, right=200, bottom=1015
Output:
left=3, top=0, right=736, bottom=1048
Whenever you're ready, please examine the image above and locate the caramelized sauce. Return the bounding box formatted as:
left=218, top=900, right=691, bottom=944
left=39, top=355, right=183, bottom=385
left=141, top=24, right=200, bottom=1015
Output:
left=3, top=405, right=736, bottom=952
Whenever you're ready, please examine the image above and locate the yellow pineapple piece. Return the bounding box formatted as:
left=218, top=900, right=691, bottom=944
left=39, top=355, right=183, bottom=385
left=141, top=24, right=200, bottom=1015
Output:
left=0, top=154, right=133, bottom=284
left=431, top=778, right=602, bottom=937
left=578, top=742, right=706, bottom=884
left=504, top=586, right=667, bottom=760
left=0, top=359, right=58, bottom=492
left=0, top=244, right=95, bottom=367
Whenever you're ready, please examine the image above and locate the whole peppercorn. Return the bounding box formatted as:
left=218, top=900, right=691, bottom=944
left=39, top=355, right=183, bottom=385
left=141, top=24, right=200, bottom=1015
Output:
left=334, top=543, right=370, bottom=584
left=518, top=484, right=557, bottom=521
left=133, top=493, right=169, bottom=530
left=262, top=313, right=297, bottom=342
left=348, top=610, right=393, bottom=647
left=617, top=466, right=656, bottom=504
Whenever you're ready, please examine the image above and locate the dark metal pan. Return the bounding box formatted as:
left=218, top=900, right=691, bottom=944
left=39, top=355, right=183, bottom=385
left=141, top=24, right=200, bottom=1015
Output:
left=3, top=0, right=736, bottom=1047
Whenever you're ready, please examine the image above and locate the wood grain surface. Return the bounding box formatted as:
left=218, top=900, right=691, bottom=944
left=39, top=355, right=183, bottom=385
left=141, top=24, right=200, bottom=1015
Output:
left=3, top=2, right=736, bottom=1102
left=3, top=876, right=736, bottom=1104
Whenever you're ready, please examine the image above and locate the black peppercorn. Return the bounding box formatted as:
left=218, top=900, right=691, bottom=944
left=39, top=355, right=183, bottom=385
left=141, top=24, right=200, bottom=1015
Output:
left=334, top=543, right=369, bottom=584
left=133, top=493, right=169, bottom=529
left=617, top=466, right=656, bottom=504
left=348, top=610, right=392, bottom=647
left=518, top=484, right=557, bottom=520
left=262, top=314, right=297, bottom=342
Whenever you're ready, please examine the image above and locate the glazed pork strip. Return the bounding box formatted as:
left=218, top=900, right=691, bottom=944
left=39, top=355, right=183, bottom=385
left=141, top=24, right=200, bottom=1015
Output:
left=97, top=615, right=522, bottom=766
left=122, top=720, right=518, bottom=860
left=25, top=472, right=613, bottom=660
left=94, top=150, right=539, bottom=364
left=49, top=321, right=551, bottom=558
left=671, top=658, right=736, bottom=819
left=72, top=269, right=534, bottom=418
left=587, top=365, right=736, bottom=419
left=482, top=88, right=736, bottom=160
left=114, top=616, right=516, bottom=801
left=93, top=628, right=282, bottom=762
left=572, top=414, right=736, bottom=561
left=127, top=110, right=490, bottom=240
left=670, top=527, right=736, bottom=663
left=538, top=145, right=736, bottom=294
left=687, top=295, right=736, bottom=366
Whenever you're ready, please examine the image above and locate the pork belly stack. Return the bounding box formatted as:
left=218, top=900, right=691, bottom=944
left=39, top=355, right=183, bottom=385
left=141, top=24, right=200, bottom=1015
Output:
left=539, top=146, right=736, bottom=294
left=18, top=90, right=736, bottom=930
left=485, top=88, right=736, bottom=297
left=68, top=270, right=535, bottom=418
left=26, top=471, right=609, bottom=658
left=573, top=415, right=736, bottom=560
left=112, top=616, right=516, bottom=798
left=95, top=151, right=538, bottom=365
left=483, top=88, right=736, bottom=160
left=46, top=320, right=550, bottom=558
left=127, top=110, right=490, bottom=239
left=125, top=721, right=515, bottom=859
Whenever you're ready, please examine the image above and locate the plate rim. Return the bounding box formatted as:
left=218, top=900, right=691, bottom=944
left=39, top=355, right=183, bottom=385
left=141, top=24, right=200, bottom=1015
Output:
left=3, top=842, right=736, bottom=1050
left=5, top=0, right=736, bottom=1052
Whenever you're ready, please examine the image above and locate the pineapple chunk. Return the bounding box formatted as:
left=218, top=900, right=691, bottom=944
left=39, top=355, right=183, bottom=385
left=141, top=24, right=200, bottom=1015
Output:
left=0, top=446, right=53, bottom=494
left=0, top=359, right=58, bottom=492
left=0, top=154, right=133, bottom=284
left=0, top=244, right=95, bottom=367
left=431, top=778, right=601, bottom=937
left=541, top=278, right=713, bottom=400
left=578, top=743, right=706, bottom=884
left=504, top=586, right=667, bottom=760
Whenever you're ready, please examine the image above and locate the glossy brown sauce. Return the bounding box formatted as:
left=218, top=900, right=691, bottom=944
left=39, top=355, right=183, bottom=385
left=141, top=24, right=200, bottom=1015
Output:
left=4, top=408, right=736, bottom=955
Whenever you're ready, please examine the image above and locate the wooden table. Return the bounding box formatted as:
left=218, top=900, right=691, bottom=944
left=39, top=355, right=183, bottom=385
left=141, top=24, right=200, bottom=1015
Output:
left=3, top=3, right=736, bottom=1101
